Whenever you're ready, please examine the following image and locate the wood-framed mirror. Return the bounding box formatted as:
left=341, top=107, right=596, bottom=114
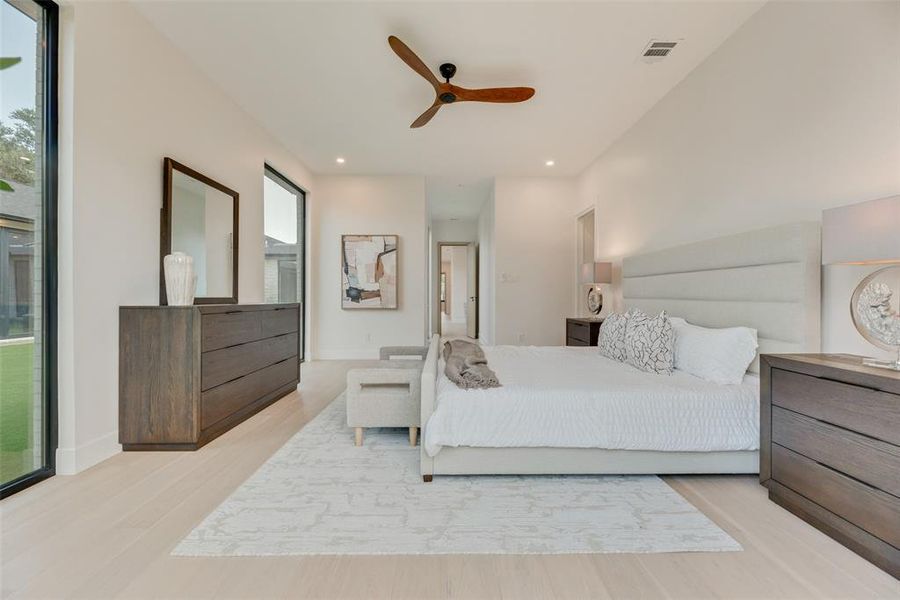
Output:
left=160, top=157, right=239, bottom=305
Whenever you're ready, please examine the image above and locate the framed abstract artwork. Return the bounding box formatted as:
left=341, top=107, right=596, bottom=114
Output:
left=341, top=235, right=398, bottom=309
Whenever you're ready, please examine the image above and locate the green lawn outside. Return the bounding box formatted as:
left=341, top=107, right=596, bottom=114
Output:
left=0, top=341, right=35, bottom=483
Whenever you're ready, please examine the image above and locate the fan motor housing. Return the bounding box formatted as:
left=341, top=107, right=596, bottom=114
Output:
left=439, top=62, right=457, bottom=80
left=439, top=92, right=457, bottom=103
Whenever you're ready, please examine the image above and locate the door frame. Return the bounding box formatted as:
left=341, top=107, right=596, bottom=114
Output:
left=1, top=0, right=59, bottom=498
left=435, top=242, right=477, bottom=338
left=263, top=164, right=307, bottom=361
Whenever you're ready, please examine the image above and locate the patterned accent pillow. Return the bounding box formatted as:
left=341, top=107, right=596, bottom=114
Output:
left=597, top=312, right=628, bottom=362
left=624, top=309, right=675, bottom=375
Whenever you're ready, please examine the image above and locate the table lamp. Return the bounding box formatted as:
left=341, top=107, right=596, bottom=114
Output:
left=823, top=195, right=900, bottom=370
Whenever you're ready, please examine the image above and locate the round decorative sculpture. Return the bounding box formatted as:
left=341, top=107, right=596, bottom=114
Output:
left=164, top=252, right=197, bottom=306
left=586, top=286, right=603, bottom=315
left=851, top=265, right=900, bottom=369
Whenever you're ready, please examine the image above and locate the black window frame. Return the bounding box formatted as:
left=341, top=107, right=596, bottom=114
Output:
left=263, top=164, right=306, bottom=362
left=1, top=0, right=59, bottom=499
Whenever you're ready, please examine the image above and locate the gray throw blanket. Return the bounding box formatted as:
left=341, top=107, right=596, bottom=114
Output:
left=442, top=340, right=501, bottom=390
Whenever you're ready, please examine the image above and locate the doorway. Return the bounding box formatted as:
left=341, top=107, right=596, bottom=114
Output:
left=437, top=242, right=477, bottom=339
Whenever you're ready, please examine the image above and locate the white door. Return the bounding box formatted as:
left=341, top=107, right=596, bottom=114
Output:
left=466, top=242, right=478, bottom=338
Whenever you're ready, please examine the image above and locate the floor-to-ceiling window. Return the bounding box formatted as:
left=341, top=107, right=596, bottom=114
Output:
left=0, top=0, right=58, bottom=497
left=263, top=166, right=305, bottom=360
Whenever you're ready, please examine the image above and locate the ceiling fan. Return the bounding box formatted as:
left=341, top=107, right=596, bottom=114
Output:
left=388, top=35, right=535, bottom=128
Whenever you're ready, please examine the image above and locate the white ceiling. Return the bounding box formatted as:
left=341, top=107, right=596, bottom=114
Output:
left=134, top=1, right=762, bottom=214
left=427, top=176, right=493, bottom=220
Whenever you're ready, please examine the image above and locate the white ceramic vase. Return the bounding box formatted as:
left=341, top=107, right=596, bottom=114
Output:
left=164, top=252, right=196, bottom=306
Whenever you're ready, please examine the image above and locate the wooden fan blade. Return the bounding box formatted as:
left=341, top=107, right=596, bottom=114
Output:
left=453, top=86, right=535, bottom=103
left=410, top=102, right=442, bottom=128
left=388, top=36, right=439, bottom=90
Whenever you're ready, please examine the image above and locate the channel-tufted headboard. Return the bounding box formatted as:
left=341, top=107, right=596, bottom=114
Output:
left=622, top=222, right=821, bottom=372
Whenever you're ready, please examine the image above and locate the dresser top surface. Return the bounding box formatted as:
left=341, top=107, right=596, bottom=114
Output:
left=762, top=353, right=900, bottom=393
left=120, top=303, right=299, bottom=313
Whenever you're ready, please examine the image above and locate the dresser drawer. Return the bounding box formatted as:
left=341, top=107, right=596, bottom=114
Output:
left=201, top=332, right=299, bottom=390
left=202, top=307, right=298, bottom=352
left=772, top=406, right=900, bottom=497
left=566, top=322, right=590, bottom=344
left=771, top=444, right=900, bottom=548
left=771, top=368, right=900, bottom=446
left=201, top=358, right=298, bottom=428
left=260, top=307, right=299, bottom=339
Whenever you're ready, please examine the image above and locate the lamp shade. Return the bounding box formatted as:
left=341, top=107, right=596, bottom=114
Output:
left=822, top=195, right=900, bottom=265
left=580, top=261, right=612, bottom=284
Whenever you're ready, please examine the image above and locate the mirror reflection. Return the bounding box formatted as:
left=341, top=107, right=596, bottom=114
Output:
left=169, top=169, right=235, bottom=299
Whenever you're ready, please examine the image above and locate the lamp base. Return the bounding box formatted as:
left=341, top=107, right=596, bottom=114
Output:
left=862, top=348, right=900, bottom=371
left=862, top=358, right=900, bottom=371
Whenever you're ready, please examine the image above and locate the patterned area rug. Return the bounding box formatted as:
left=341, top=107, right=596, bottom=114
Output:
left=173, top=394, right=741, bottom=556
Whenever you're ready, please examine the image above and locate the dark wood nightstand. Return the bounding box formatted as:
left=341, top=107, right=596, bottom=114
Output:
left=760, top=354, right=900, bottom=579
left=566, top=318, right=603, bottom=346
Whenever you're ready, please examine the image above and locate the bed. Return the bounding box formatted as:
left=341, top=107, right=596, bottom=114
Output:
left=419, top=222, right=822, bottom=480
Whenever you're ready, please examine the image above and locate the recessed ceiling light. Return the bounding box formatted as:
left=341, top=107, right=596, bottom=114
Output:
left=545, top=160, right=555, bottom=167
left=336, top=157, right=346, bottom=164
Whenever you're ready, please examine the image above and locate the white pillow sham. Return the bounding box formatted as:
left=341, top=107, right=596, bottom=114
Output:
left=670, top=317, right=758, bottom=385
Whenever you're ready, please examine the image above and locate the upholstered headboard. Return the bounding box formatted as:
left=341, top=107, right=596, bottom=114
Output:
left=622, top=222, right=821, bottom=372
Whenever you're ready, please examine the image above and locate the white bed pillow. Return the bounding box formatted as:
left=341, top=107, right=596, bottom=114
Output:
left=597, top=312, right=628, bottom=362
left=670, top=317, right=758, bottom=385
left=623, top=309, right=675, bottom=375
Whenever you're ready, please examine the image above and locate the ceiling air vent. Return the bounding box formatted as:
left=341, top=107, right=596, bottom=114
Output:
left=641, top=40, right=678, bottom=63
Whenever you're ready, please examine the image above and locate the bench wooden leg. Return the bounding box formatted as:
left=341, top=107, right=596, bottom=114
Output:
left=409, top=426, right=418, bottom=447
left=423, top=474, right=433, bottom=483
left=354, top=427, right=363, bottom=446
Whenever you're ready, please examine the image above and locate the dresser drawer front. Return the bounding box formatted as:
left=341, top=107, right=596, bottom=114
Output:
left=772, top=406, right=900, bottom=497
left=772, top=444, right=900, bottom=548
left=201, top=358, right=298, bottom=428
left=202, top=307, right=299, bottom=352
left=202, top=310, right=259, bottom=351
left=201, top=332, right=299, bottom=391
left=771, top=368, right=900, bottom=446
left=567, top=322, right=590, bottom=344
left=260, top=307, right=299, bottom=339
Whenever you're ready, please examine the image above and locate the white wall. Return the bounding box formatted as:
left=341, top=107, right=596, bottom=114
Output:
left=575, top=0, right=900, bottom=357
left=57, top=2, right=315, bottom=474
left=448, top=246, right=468, bottom=323
left=494, top=177, right=578, bottom=346
left=311, top=175, right=427, bottom=359
left=430, top=219, right=477, bottom=335
left=477, top=195, right=495, bottom=344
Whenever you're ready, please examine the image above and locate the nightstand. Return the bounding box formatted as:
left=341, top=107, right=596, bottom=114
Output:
left=760, top=354, right=900, bottom=579
left=566, top=318, right=603, bottom=346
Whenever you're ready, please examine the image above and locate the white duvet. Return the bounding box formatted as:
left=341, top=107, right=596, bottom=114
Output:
left=424, top=345, right=760, bottom=457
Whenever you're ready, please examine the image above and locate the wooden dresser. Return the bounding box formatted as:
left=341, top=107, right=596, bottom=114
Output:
left=760, top=354, right=900, bottom=578
left=119, top=303, right=301, bottom=450
left=566, top=317, right=603, bottom=346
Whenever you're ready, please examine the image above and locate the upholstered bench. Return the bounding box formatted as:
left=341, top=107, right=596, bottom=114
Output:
left=346, top=346, right=427, bottom=447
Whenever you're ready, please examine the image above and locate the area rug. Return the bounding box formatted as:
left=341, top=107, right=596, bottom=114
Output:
left=173, top=394, right=741, bottom=556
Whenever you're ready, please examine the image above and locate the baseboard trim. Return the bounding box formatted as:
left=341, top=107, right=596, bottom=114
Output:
left=56, top=430, right=121, bottom=475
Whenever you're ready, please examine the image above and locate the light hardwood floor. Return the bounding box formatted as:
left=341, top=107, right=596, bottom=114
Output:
left=1, top=360, right=898, bottom=599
